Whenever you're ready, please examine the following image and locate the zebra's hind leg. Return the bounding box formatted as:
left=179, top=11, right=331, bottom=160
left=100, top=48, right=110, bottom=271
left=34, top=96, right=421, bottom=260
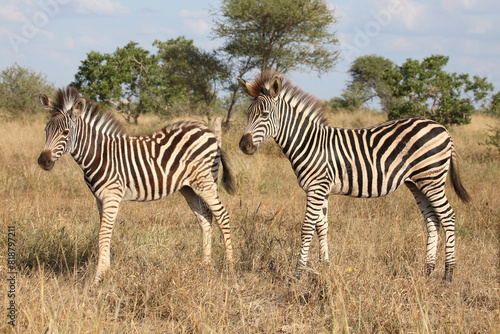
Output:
left=180, top=186, right=213, bottom=266
left=430, top=192, right=456, bottom=283
left=406, top=181, right=457, bottom=283
left=405, top=182, right=440, bottom=277
left=191, top=184, right=234, bottom=274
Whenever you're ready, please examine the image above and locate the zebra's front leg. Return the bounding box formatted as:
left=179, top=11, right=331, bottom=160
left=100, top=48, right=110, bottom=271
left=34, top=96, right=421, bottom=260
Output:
left=93, top=195, right=122, bottom=286
left=316, top=197, right=329, bottom=263
left=296, top=190, right=327, bottom=279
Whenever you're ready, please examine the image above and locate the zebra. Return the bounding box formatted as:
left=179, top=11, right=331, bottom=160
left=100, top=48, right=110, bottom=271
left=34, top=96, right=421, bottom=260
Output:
left=37, top=87, right=236, bottom=286
left=237, top=72, right=470, bottom=283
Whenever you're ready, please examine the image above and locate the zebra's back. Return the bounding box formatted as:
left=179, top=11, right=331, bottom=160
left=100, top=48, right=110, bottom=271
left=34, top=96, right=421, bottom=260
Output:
left=330, top=117, right=452, bottom=198
left=116, top=122, right=220, bottom=201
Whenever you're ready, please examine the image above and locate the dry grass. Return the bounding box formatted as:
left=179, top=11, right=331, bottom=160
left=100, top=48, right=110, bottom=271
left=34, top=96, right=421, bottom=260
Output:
left=1, top=109, right=499, bottom=333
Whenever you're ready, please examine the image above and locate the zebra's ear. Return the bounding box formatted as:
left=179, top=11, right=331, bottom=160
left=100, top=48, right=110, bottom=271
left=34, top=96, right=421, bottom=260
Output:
left=237, top=77, right=254, bottom=96
left=72, top=97, right=86, bottom=118
left=39, top=93, right=59, bottom=116
left=269, top=75, right=282, bottom=99
left=39, top=93, right=51, bottom=108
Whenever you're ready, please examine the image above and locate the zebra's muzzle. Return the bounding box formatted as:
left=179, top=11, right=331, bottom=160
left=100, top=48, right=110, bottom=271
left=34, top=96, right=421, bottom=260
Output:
left=239, top=133, right=256, bottom=155
left=38, top=150, right=55, bottom=171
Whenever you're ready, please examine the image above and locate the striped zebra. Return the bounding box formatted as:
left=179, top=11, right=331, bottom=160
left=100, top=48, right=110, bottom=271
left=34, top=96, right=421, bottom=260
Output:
left=237, top=72, right=470, bottom=283
left=37, top=87, right=235, bottom=286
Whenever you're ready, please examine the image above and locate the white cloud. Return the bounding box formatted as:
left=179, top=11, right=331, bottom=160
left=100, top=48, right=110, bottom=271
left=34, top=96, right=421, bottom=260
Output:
left=139, top=24, right=176, bottom=37
left=179, top=9, right=206, bottom=19
left=77, top=34, right=110, bottom=48
left=179, top=9, right=211, bottom=36
left=63, top=37, right=74, bottom=49
left=0, top=3, right=25, bottom=23
left=184, top=19, right=210, bottom=35
left=391, top=0, right=428, bottom=32
left=74, top=0, right=129, bottom=16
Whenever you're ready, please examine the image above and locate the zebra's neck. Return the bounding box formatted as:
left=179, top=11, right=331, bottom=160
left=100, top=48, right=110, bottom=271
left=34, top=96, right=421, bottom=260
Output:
left=70, top=118, right=121, bottom=168
left=274, top=103, right=328, bottom=160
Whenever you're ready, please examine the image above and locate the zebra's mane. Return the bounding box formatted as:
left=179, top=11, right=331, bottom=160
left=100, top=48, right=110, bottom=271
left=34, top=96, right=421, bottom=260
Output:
left=51, top=86, right=126, bottom=136
left=248, top=71, right=329, bottom=126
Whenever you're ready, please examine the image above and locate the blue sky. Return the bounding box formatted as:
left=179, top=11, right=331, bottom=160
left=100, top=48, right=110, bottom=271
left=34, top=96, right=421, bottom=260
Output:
left=1, top=0, right=499, bottom=105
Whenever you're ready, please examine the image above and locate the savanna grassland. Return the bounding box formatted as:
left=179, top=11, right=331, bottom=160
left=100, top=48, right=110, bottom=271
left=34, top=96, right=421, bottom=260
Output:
left=0, top=109, right=499, bottom=333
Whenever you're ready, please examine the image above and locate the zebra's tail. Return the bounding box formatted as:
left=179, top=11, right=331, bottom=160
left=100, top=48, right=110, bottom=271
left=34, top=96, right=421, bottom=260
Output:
left=213, top=116, right=236, bottom=195
left=449, top=143, right=471, bottom=203
left=220, top=150, right=236, bottom=195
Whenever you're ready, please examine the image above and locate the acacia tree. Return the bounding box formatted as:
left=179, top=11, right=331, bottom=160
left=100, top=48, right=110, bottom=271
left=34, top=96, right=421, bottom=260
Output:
left=211, top=0, right=340, bottom=125
left=383, top=55, right=493, bottom=126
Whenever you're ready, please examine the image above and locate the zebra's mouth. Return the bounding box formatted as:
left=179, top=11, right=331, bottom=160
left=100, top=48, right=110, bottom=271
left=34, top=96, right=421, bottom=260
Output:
left=239, top=133, right=257, bottom=155
left=38, top=151, right=55, bottom=171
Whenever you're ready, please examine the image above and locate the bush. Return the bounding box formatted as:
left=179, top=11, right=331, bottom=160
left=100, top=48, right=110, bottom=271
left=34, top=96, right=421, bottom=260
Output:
left=484, top=127, right=500, bottom=154
left=0, top=63, right=55, bottom=115
left=383, top=55, right=493, bottom=126
left=483, top=92, right=500, bottom=153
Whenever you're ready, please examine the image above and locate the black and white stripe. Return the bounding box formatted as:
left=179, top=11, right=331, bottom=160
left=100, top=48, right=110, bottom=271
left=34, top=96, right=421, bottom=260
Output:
left=38, top=87, right=235, bottom=286
left=238, top=72, right=470, bottom=282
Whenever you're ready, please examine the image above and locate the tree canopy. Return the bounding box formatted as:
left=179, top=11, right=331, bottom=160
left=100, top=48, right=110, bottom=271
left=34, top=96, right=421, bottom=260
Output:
left=72, top=42, right=162, bottom=123
left=212, top=0, right=339, bottom=75
left=211, top=0, right=339, bottom=125
left=72, top=39, right=226, bottom=122
left=154, top=37, right=227, bottom=107
left=383, top=55, right=493, bottom=126
left=348, top=54, right=396, bottom=112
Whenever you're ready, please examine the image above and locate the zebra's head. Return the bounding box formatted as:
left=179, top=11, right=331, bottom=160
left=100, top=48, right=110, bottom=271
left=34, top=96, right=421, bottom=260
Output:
left=238, top=74, right=282, bottom=155
left=38, top=88, right=86, bottom=171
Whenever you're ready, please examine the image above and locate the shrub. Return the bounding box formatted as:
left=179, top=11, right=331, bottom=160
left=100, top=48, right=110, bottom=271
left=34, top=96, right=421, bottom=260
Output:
left=0, top=63, right=55, bottom=115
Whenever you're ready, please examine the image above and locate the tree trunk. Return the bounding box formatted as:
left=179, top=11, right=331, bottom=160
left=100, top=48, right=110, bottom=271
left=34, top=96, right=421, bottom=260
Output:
left=133, top=100, right=142, bottom=125
left=224, top=88, right=239, bottom=128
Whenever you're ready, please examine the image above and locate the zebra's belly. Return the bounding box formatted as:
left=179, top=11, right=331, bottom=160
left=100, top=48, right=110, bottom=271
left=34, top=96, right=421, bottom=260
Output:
left=121, top=183, right=179, bottom=202
left=328, top=172, right=406, bottom=198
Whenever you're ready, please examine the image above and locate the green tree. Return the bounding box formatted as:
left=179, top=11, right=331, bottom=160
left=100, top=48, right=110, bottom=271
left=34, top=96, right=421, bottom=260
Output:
left=154, top=37, right=227, bottom=109
left=484, top=91, right=500, bottom=153
left=0, top=63, right=54, bottom=115
left=211, top=0, right=340, bottom=125
left=326, top=82, right=372, bottom=112
left=485, top=91, right=500, bottom=117
left=72, top=42, right=164, bottom=123
left=72, top=51, right=118, bottom=104
left=340, top=82, right=373, bottom=111
left=348, top=54, right=397, bottom=112
left=383, top=55, right=494, bottom=126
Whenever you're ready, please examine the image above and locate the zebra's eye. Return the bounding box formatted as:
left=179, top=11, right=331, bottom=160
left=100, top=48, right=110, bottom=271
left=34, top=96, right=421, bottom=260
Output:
left=62, top=130, right=70, bottom=136
left=261, top=111, right=269, bottom=118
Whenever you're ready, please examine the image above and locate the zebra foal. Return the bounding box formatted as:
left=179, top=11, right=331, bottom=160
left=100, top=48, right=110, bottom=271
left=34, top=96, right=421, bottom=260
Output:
left=238, top=72, right=470, bottom=283
left=37, top=87, right=235, bottom=286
